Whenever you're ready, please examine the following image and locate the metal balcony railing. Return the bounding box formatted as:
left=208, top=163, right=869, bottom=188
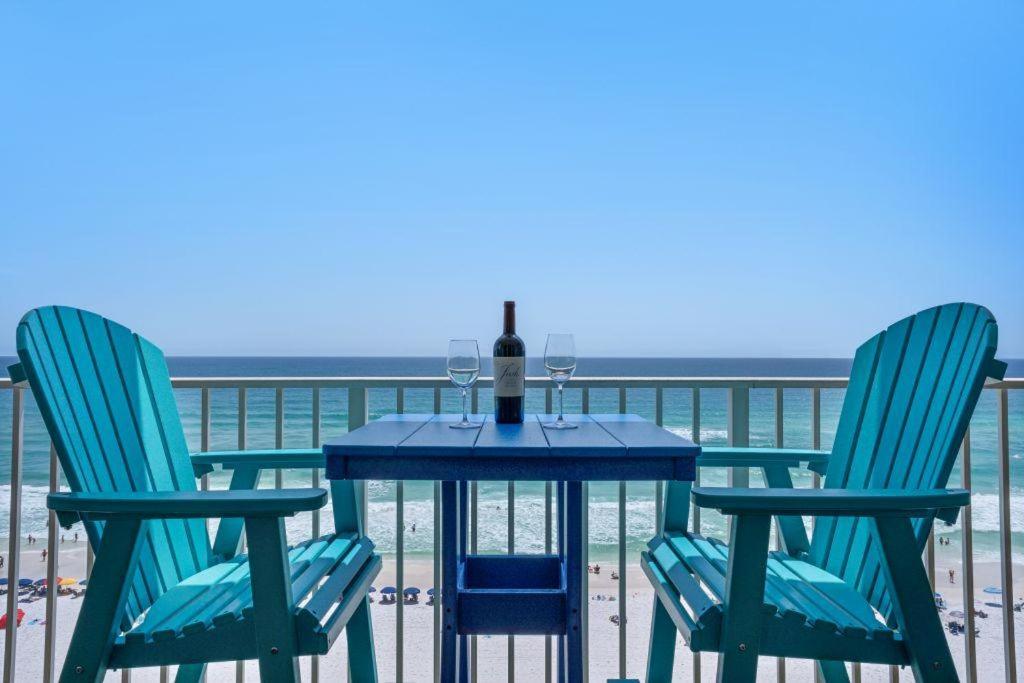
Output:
left=2, top=376, right=1020, bottom=682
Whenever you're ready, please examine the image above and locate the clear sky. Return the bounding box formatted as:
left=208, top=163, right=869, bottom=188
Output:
left=2, top=3, right=1021, bottom=357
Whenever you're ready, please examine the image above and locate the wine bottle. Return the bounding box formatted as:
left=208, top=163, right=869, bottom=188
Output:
left=493, top=300, right=525, bottom=423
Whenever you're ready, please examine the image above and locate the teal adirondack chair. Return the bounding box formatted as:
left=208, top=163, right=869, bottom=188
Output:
left=642, top=303, right=1005, bottom=682
left=9, top=306, right=381, bottom=683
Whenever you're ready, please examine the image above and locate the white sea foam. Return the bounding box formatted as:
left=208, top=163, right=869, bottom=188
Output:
left=3, top=485, right=1021, bottom=561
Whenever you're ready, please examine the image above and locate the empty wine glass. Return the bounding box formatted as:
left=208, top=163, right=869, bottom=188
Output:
left=543, top=333, right=577, bottom=429
left=447, top=339, right=481, bottom=429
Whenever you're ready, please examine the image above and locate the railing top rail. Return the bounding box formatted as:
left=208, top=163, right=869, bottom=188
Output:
left=1, top=376, right=1021, bottom=389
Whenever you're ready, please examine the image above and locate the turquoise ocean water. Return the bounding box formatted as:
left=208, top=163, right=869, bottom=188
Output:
left=2, top=357, right=1021, bottom=563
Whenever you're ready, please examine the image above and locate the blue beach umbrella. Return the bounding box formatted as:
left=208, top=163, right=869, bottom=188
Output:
left=33, top=578, right=46, bottom=585
left=404, top=587, right=420, bottom=596
left=0, top=578, right=7, bottom=586
left=427, top=588, right=435, bottom=596
left=369, top=586, right=376, bottom=593
left=18, top=579, right=33, bottom=587
left=79, top=580, right=87, bottom=586
left=380, top=586, right=397, bottom=595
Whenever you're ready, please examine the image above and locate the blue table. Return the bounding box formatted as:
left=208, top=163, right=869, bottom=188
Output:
left=323, top=413, right=699, bottom=683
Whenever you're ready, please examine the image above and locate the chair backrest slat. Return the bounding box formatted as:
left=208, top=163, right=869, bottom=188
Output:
left=808, top=303, right=999, bottom=616
left=16, top=307, right=212, bottom=623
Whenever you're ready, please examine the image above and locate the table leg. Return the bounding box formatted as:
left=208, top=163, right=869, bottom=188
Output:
left=557, top=481, right=566, bottom=683
left=441, top=481, right=461, bottom=683
left=458, top=481, right=469, bottom=683
left=564, top=481, right=583, bottom=683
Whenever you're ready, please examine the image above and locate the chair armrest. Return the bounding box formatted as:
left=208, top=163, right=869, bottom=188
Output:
left=48, top=489, right=327, bottom=527
left=691, top=487, right=969, bottom=522
left=190, top=448, right=325, bottom=476
left=698, top=447, right=830, bottom=470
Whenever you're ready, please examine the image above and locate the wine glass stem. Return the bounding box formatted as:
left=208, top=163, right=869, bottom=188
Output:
left=558, top=383, right=565, bottom=422
left=461, top=388, right=468, bottom=423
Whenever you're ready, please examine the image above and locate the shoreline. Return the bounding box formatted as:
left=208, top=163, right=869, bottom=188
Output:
left=2, top=547, right=1022, bottom=681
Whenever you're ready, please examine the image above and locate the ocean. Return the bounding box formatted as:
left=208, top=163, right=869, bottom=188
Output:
left=2, top=357, right=1021, bottom=562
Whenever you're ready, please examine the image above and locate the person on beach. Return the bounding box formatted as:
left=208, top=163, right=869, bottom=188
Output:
left=74, top=532, right=78, bottom=543
left=27, top=534, right=34, bottom=545
left=0, top=555, right=4, bottom=569
left=41, top=548, right=47, bottom=562
left=949, top=569, right=955, bottom=584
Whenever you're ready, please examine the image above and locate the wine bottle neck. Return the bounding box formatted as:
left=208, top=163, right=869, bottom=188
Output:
left=503, top=302, right=516, bottom=335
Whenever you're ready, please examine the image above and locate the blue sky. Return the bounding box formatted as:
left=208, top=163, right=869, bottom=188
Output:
left=2, top=3, right=1021, bottom=357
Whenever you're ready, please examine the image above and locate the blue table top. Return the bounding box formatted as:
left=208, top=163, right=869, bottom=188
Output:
left=323, top=414, right=700, bottom=482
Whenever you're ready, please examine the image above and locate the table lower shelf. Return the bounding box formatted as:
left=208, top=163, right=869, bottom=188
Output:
left=456, top=554, right=566, bottom=635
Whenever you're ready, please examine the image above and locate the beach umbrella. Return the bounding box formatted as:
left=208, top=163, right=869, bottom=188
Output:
left=33, top=578, right=46, bottom=585
left=983, top=586, right=1002, bottom=595
left=403, top=587, right=420, bottom=596
left=59, top=578, right=77, bottom=586
left=18, top=579, right=32, bottom=587
left=79, top=580, right=87, bottom=586
left=427, top=588, right=435, bottom=596
left=380, top=586, right=397, bottom=595
left=369, top=586, right=377, bottom=593
left=0, top=579, right=7, bottom=586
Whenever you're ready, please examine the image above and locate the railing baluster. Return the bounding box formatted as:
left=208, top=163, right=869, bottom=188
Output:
left=275, top=387, right=284, bottom=489
left=508, top=480, right=515, bottom=682
left=236, top=387, right=247, bottom=683
left=774, top=388, right=786, bottom=683
left=578, top=384, right=590, bottom=681
left=4, top=385, right=25, bottom=683
left=433, top=481, right=441, bottom=683
left=618, top=388, right=627, bottom=680
left=471, top=480, right=479, bottom=683
left=544, top=479, right=553, bottom=683
left=960, top=429, right=977, bottom=683
left=43, top=444, right=58, bottom=683
left=397, top=478, right=405, bottom=683
left=311, top=387, right=321, bottom=683
left=996, top=389, right=1016, bottom=681
left=691, top=387, right=702, bottom=683
left=655, top=387, right=664, bottom=532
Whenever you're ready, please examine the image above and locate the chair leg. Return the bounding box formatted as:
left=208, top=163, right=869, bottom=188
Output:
left=244, top=516, right=300, bottom=683
left=816, top=659, right=851, bottom=682
left=174, top=663, right=206, bottom=683
left=716, top=514, right=771, bottom=683
left=346, top=595, right=378, bottom=683
left=645, top=596, right=676, bottom=683
left=871, top=517, right=958, bottom=682
left=59, top=519, right=145, bottom=683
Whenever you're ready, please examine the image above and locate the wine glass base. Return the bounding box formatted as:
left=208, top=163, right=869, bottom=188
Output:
left=542, top=421, right=578, bottom=430
left=449, top=421, right=481, bottom=429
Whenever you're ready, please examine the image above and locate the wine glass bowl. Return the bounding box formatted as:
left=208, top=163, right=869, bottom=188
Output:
left=447, top=339, right=481, bottom=429
left=543, top=333, right=578, bottom=429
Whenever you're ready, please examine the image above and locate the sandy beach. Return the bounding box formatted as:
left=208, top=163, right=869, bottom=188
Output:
left=2, top=543, right=1022, bottom=681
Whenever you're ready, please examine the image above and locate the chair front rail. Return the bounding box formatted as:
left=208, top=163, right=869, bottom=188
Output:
left=2, top=376, right=1020, bottom=683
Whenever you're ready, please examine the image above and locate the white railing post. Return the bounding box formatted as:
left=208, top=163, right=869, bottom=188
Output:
left=996, top=389, right=1016, bottom=681
left=960, top=429, right=977, bottom=683
left=349, top=387, right=370, bottom=527
left=236, top=388, right=247, bottom=683
left=43, top=445, right=58, bottom=683
left=3, top=386, right=25, bottom=683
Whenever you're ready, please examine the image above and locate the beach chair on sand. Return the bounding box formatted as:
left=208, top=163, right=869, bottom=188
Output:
left=640, top=303, right=1004, bottom=682
left=10, top=306, right=380, bottom=682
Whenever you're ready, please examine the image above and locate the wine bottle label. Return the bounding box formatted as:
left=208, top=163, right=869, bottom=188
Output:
left=493, top=357, right=525, bottom=397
